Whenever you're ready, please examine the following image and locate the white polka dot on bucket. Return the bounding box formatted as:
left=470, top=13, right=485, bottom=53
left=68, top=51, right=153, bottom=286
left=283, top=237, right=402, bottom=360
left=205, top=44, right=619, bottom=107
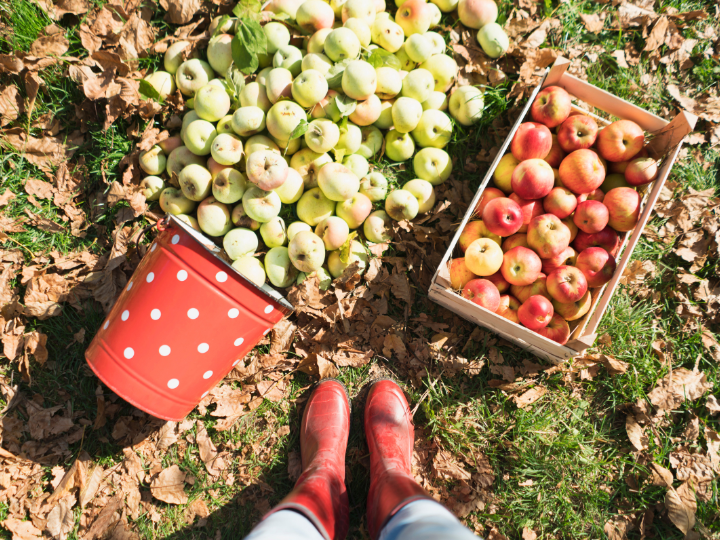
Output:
left=201, top=390, right=209, bottom=398
left=264, top=305, right=274, bottom=314
left=177, top=269, right=188, bottom=281
left=172, top=234, right=180, bottom=244
left=234, top=338, right=244, bottom=346
left=216, top=271, right=228, bottom=283
left=197, top=343, right=209, bottom=353
left=228, top=308, right=239, bottom=319
left=203, top=370, right=213, bottom=379
left=151, top=309, right=161, bottom=320
left=187, top=308, right=199, bottom=319
left=103, top=321, right=109, bottom=330
left=124, top=347, right=134, bottom=359
left=232, top=359, right=240, bottom=366
left=147, top=272, right=154, bottom=283
left=151, top=243, right=157, bottom=252
left=127, top=282, right=133, bottom=291
left=121, top=310, right=130, bottom=321
left=159, top=345, right=171, bottom=356
left=263, top=329, right=271, bottom=335
left=167, top=378, right=179, bottom=389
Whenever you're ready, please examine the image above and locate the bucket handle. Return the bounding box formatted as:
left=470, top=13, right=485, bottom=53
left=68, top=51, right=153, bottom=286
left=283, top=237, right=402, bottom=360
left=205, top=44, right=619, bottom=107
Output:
left=129, top=215, right=171, bottom=247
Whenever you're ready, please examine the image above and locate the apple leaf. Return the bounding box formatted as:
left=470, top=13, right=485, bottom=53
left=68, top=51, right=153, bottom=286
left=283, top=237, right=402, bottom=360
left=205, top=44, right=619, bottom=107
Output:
left=213, top=15, right=231, bottom=37
left=232, top=18, right=267, bottom=75
left=232, top=0, right=262, bottom=19
left=339, top=231, right=358, bottom=263
left=138, top=79, right=164, bottom=103
left=367, top=49, right=401, bottom=70
left=226, top=64, right=246, bottom=98
left=334, top=94, right=356, bottom=117
left=325, top=58, right=352, bottom=89
left=288, top=119, right=309, bottom=141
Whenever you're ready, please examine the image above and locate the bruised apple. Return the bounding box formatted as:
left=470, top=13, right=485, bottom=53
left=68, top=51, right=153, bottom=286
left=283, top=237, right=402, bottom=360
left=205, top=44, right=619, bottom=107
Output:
left=518, top=295, right=553, bottom=330
left=496, top=294, right=521, bottom=323
left=575, top=247, right=617, bottom=288
left=462, top=279, right=501, bottom=312
left=536, top=313, right=570, bottom=344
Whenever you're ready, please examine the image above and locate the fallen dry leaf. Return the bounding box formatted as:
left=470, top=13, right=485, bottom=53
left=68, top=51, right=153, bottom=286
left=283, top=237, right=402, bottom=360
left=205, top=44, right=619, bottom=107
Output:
left=579, top=13, right=605, bottom=33
left=2, top=517, right=43, bottom=539
left=30, top=33, right=70, bottom=57
left=514, top=386, right=546, bottom=408
left=665, top=482, right=696, bottom=535
left=150, top=465, right=188, bottom=505
left=0, top=85, right=23, bottom=126
left=648, top=368, right=713, bottom=410
left=626, top=415, right=648, bottom=451
left=159, top=0, right=202, bottom=24
left=45, top=494, right=76, bottom=540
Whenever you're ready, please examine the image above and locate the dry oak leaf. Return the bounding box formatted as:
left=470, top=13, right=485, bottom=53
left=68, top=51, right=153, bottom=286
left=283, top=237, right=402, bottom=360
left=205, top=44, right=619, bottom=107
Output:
left=159, top=0, right=202, bottom=25
left=25, top=178, right=54, bottom=200
left=298, top=353, right=339, bottom=379
left=647, top=368, right=713, bottom=410
left=521, top=528, right=537, bottom=540
left=30, top=34, right=69, bottom=57
left=665, top=482, right=696, bottom=535
left=514, top=386, right=546, bottom=408
left=0, top=85, right=23, bottom=126
left=45, top=493, right=76, bottom=540
left=150, top=464, right=188, bottom=505
left=432, top=450, right=471, bottom=481
left=579, top=13, right=605, bottom=33
left=651, top=462, right=674, bottom=487
left=626, top=414, right=648, bottom=451
left=1, top=517, right=43, bottom=540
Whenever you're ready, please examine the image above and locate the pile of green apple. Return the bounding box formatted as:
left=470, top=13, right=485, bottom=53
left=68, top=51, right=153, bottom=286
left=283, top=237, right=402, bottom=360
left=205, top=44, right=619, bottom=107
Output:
left=138, top=0, right=506, bottom=290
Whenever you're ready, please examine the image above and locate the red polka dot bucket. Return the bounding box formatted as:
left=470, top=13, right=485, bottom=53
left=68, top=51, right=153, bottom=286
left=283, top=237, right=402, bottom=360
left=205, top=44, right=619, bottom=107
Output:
left=85, top=215, right=293, bottom=421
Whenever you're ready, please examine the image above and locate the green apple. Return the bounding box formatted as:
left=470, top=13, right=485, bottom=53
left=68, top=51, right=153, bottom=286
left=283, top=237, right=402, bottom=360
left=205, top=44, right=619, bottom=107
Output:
left=197, top=197, right=232, bottom=237
left=210, top=133, right=244, bottom=165
left=297, top=187, right=336, bottom=225
left=430, top=0, right=457, bottom=11
left=400, top=68, right=434, bottom=102
left=359, top=171, right=388, bottom=201
left=231, top=204, right=260, bottom=230
left=402, top=179, right=436, bottom=213
left=207, top=34, right=233, bottom=75
left=305, top=119, right=341, bottom=153
left=476, top=22, right=509, bottom=58
left=413, top=147, right=452, bottom=185
left=392, top=97, right=423, bottom=133
left=184, top=119, right=217, bottom=155
left=245, top=134, right=280, bottom=157
left=265, top=0, right=306, bottom=19
left=232, top=256, right=266, bottom=287
left=324, top=27, right=361, bottom=62
left=180, top=110, right=200, bottom=142
left=425, top=31, right=446, bottom=54
left=271, top=134, right=301, bottom=156
left=291, top=149, right=333, bottom=188
left=160, top=187, right=196, bottom=215
left=224, top=227, right=259, bottom=260
left=385, top=189, right=419, bottom=221
left=422, top=90, right=448, bottom=110
left=342, top=0, right=376, bottom=25
left=420, top=54, right=458, bottom=92
left=273, top=45, right=303, bottom=77
left=175, top=59, right=214, bottom=96
left=287, top=221, right=313, bottom=241
left=289, top=230, right=326, bottom=272
left=140, top=176, right=165, bottom=201
left=374, top=100, right=395, bottom=129
left=144, top=71, right=176, bottom=99
left=376, top=67, right=402, bottom=99
left=176, top=214, right=200, bottom=231
left=216, top=115, right=235, bottom=134
left=448, top=85, right=484, bottom=125
left=315, top=216, right=350, bottom=250
left=344, top=18, right=371, bottom=47
left=212, top=168, right=247, bottom=204
left=139, top=145, right=166, bottom=175
left=310, top=89, right=343, bottom=121
left=396, top=0, right=434, bottom=36
left=427, top=2, right=442, bottom=27
left=164, top=40, right=190, bottom=74
left=330, top=0, right=349, bottom=17
left=179, top=164, right=213, bottom=201
left=260, top=216, right=288, bottom=248
left=318, top=162, right=360, bottom=201
left=411, top=109, right=452, bottom=148
left=231, top=106, right=265, bottom=137
left=342, top=154, right=369, bottom=179
left=301, top=52, right=333, bottom=75
left=265, top=67, right=294, bottom=104
left=394, top=44, right=417, bottom=71
left=242, top=186, right=282, bottom=223
left=274, top=168, right=305, bottom=204
left=209, top=15, right=235, bottom=34
left=341, top=60, right=377, bottom=100
left=371, top=18, right=404, bottom=53
left=264, top=22, right=291, bottom=54
left=385, top=129, right=415, bottom=161
left=167, top=146, right=205, bottom=179
left=239, top=82, right=272, bottom=112
left=363, top=209, right=393, bottom=242
left=357, top=126, right=383, bottom=158
left=335, top=121, right=363, bottom=156
left=291, top=69, right=329, bottom=107
left=327, top=240, right=368, bottom=277
left=405, top=34, right=433, bottom=63
left=267, top=100, right=307, bottom=141
left=349, top=94, right=382, bottom=126
left=265, top=246, right=299, bottom=287
left=296, top=267, right=333, bottom=290
left=307, top=28, right=333, bottom=53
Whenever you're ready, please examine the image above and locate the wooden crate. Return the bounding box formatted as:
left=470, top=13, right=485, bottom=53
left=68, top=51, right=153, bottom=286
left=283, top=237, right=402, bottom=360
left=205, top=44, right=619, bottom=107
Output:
left=428, top=57, right=697, bottom=364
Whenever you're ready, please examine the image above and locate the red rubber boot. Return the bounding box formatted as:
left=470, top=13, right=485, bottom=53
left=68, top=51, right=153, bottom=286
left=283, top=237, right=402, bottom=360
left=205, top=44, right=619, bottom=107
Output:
left=264, top=379, right=350, bottom=540
left=365, top=380, right=432, bottom=540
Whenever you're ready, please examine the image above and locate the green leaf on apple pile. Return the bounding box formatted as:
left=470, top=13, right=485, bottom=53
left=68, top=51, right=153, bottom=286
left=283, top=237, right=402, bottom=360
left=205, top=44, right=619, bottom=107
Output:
left=138, top=79, right=164, bottom=103
left=226, top=64, right=246, bottom=99
left=334, top=94, right=356, bottom=117
left=232, top=17, right=267, bottom=75
left=325, top=58, right=352, bottom=89
left=288, top=119, right=309, bottom=141
left=213, top=14, right=232, bottom=37
left=339, top=231, right=358, bottom=263
left=232, top=0, right=263, bottom=19
left=367, top=48, right=401, bottom=70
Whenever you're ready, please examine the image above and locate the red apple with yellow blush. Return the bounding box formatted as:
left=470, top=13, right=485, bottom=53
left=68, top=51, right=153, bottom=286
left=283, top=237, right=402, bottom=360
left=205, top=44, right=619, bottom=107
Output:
left=575, top=247, right=617, bottom=288
left=501, top=246, right=542, bottom=286
left=596, top=120, right=645, bottom=162
left=531, top=86, right=572, bottom=128
left=557, top=115, right=598, bottom=152
left=511, top=122, right=553, bottom=161
left=518, top=295, right=553, bottom=330
left=536, top=313, right=570, bottom=344
left=462, top=278, right=501, bottom=312
left=482, top=197, right=524, bottom=237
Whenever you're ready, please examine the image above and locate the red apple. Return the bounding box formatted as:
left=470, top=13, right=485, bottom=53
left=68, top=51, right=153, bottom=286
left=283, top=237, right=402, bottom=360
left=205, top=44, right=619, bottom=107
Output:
left=557, top=115, right=598, bottom=152
left=604, top=187, right=641, bottom=232
left=552, top=290, right=592, bottom=321
left=540, top=246, right=577, bottom=275
left=511, top=122, right=553, bottom=161
left=449, top=257, right=478, bottom=289
left=474, top=187, right=505, bottom=217
left=573, top=200, right=609, bottom=234
left=596, top=120, right=645, bottom=162
left=497, top=295, right=521, bottom=324
left=608, top=147, right=649, bottom=174
left=625, top=157, right=658, bottom=187
left=527, top=214, right=571, bottom=259
left=531, top=86, right=572, bottom=128
left=482, top=197, right=524, bottom=237
left=511, top=159, right=555, bottom=200
left=501, top=246, right=542, bottom=286
left=575, top=247, right=617, bottom=288
left=462, top=279, right=501, bottom=312
left=547, top=265, right=588, bottom=303
left=561, top=216, right=578, bottom=243
left=459, top=220, right=501, bottom=252
left=511, top=274, right=549, bottom=303
left=486, top=271, right=510, bottom=293
left=518, top=295, right=554, bottom=330
left=558, top=149, right=605, bottom=195
left=573, top=226, right=620, bottom=256
left=536, top=313, right=570, bottom=344
left=502, top=233, right=529, bottom=252
left=509, top=193, right=543, bottom=233
left=543, top=187, right=577, bottom=219
left=543, top=135, right=566, bottom=168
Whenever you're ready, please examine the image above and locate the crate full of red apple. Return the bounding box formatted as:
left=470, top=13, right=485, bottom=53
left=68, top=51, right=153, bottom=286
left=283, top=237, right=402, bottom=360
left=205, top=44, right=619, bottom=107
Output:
left=429, top=57, right=696, bottom=363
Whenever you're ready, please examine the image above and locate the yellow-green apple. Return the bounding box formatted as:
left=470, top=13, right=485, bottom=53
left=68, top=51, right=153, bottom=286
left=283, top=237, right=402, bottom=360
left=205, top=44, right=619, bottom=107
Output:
left=552, top=289, right=591, bottom=321
left=164, top=41, right=191, bottom=74
left=412, top=109, right=452, bottom=148
left=596, top=119, right=645, bottom=162
left=139, top=146, right=166, bottom=175
left=423, top=91, right=448, bottom=111
left=375, top=100, right=395, bottom=129
left=302, top=52, right=333, bottom=75
left=304, top=119, right=340, bottom=154
left=400, top=69, right=435, bottom=103
left=197, top=197, right=232, bottom=237
left=419, top=55, right=458, bottom=92
left=231, top=204, right=260, bottom=230
left=424, top=31, right=446, bottom=54
left=511, top=274, right=549, bottom=303
left=562, top=216, right=578, bottom=242
left=405, top=34, right=433, bottom=63
left=242, top=186, right=282, bottom=223
left=260, top=216, right=288, bottom=248
left=364, top=209, right=393, bottom=242
left=465, top=237, right=503, bottom=276
left=292, top=69, right=329, bottom=107
left=194, top=84, right=231, bottom=122
left=459, top=221, right=501, bottom=252
left=180, top=110, right=200, bottom=142
left=232, top=106, right=266, bottom=137
left=502, top=233, right=528, bottom=252
left=265, top=68, right=294, bottom=104
left=543, top=135, right=566, bottom=168
left=288, top=221, right=312, bottom=241
left=385, top=130, right=415, bottom=161
left=510, top=194, right=544, bottom=233
left=246, top=151, right=289, bottom=191
left=360, top=172, right=388, bottom=202
left=486, top=271, right=510, bottom=294
left=184, top=119, right=217, bottom=156
left=336, top=121, right=363, bottom=155
left=625, top=157, right=657, bottom=186
left=206, top=157, right=231, bottom=180
left=213, top=168, right=247, bottom=204
left=296, top=0, right=335, bottom=33
left=358, top=126, right=384, bottom=158
left=342, top=0, right=376, bottom=24
left=318, top=163, right=360, bottom=201
left=274, top=168, right=305, bottom=204
left=376, top=67, right=402, bottom=99
left=267, top=100, right=306, bottom=141
left=543, top=187, right=577, bottom=220
left=557, top=115, right=598, bottom=152
left=342, top=155, right=369, bottom=179
left=527, top=214, right=571, bottom=258
left=210, top=133, right=244, bottom=166
left=573, top=200, right=609, bottom=234
left=350, top=95, right=382, bottom=126
left=307, top=28, right=333, bottom=53
left=385, top=189, right=419, bottom=221
left=511, top=122, right=552, bottom=161
left=474, top=187, right=504, bottom=218
left=573, top=226, right=619, bottom=256
left=371, top=18, right=404, bottom=53
left=144, top=71, right=176, bottom=99
left=207, top=33, right=233, bottom=75
left=540, top=246, right=577, bottom=275
left=345, top=18, right=372, bottom=47
left=265, top=246, right=299, bottom=287
left=337, top=192, right=373, bottom=228
left=413, top=147, right=452, bottom=184
left=179, top=164, right=212, bottom=201
left=396, top=0, right=434, bottom=35
left=288, top=230, right=326, bottom=272
left=604, top=187, right=641, bottom=232
left=328, top=239, right=368, bottom=277
left=427, top=2, right=442, bottom=26
left=160, top=188, right=195, bottom=215
left=576, top=248, right=615, bottom=289
left=482, top=197, right=523, bottom=237
left=297, top=187, right=336, bottom=225
left=497, top=294, right=521, bottom=323
left=395, top=44, right=417, bottom=71
left=403, top=179, right=435, bottom=213
left=392, top=97, right=423, bottom=133
left=449, top=258, right=477, bottom=289
left=493, top=153, right=520, bottom=193
left=246, top=134, right=280, bottom=156
left=232, top=256, right=266, bottom=287
left=431, top=0, right=458, bottom=11
left=501, top=246, right=542, bottom=287
left=342, top=60, right=377, bottom=100
left=175, top=59, right=214, bottom=96
left=324, top=27, right=361, bottom=61
left=315, top=216, right=350, bottom=250
left=476, top=22, right=508, bottom=58
left=216, top=115, right=235, bottom=135
left=558, top=149, right=605, bottom=194
left=448, top=85, right=482, bottom=125
left=223, top=227, right=259, bottom=260
left=291, top=149, right=332, bottom=189
left=458, top=0, right=497, bottom=28
left=511, top=159, right=554, bottom=200
left=141, top=176, right=165, bottom=201
left=462, top=279, right=501, bottom=311
left=518, top=295, right=553, bottom=330
left=536, top=313, right=570, bottom=344
left=264, top=21, right=291, bottom=54
left=530, top=85, right=571, bottom=128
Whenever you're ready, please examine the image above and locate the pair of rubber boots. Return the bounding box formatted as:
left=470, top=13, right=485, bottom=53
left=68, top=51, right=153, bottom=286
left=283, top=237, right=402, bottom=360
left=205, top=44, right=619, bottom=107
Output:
left=264, top=379, right=431, bottom=540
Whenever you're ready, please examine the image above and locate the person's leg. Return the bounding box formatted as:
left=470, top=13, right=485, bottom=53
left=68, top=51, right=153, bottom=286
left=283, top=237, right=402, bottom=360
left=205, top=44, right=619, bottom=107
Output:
left=378, top=500, right=481, bottom=540
left=246, top=379, right=351, bottom=540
